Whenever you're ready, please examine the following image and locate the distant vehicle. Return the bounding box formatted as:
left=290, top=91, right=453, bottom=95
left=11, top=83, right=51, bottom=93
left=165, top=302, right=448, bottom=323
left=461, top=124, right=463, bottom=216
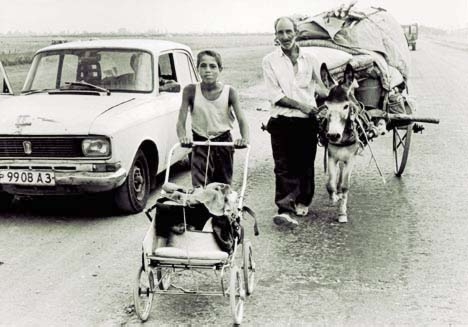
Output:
left=402, top=23, right=418, bottom=51
left=0, top=39, right=196, bottom=213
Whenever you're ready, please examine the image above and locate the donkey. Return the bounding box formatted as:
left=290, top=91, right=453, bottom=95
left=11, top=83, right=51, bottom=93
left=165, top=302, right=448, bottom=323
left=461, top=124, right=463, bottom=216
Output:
left=320, top=64, right=362, bottom=223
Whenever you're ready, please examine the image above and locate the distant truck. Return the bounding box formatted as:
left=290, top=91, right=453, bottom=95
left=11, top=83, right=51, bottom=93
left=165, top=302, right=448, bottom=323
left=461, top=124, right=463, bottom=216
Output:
left=402, top=23, right=418, bottom=51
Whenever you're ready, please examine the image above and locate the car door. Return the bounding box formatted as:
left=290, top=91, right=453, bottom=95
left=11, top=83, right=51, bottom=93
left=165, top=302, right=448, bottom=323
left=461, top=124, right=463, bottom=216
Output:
left=158, top=50, right=199, bottom=166
left=0, top=61, right=14, bottom=101
left=154, top=51, right=181, bottom=170
left=171, top=50, right=199, bottom=163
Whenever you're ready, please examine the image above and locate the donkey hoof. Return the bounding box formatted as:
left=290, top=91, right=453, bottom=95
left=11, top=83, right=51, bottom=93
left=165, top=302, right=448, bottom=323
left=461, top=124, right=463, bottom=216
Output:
left=338, top=215, right=348, bottom=223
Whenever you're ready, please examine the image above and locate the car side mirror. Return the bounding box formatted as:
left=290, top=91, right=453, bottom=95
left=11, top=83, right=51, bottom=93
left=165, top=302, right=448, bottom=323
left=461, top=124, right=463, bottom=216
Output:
left=160, top=82, right=181, bottom=93
left=1, top=61, right=14, bottom=95
left=2, top=78, right=11, bottom=94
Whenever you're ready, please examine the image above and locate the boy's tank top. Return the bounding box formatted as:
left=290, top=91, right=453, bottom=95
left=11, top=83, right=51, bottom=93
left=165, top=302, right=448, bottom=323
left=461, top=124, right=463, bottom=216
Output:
left=191, top=83, right=235, bottom=139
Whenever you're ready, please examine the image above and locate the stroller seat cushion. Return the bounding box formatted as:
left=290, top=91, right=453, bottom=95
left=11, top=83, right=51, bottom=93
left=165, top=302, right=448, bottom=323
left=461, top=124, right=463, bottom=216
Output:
left=153, top=247, right=228, bottom=265
left=152, top=230, right=229, bottom=265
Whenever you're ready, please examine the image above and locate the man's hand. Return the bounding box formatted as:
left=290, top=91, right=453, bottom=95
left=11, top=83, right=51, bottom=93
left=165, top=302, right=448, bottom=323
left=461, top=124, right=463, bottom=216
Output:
left=299, top=104, right=319, bottom=116
left=160, top=80, right=180, bottom=92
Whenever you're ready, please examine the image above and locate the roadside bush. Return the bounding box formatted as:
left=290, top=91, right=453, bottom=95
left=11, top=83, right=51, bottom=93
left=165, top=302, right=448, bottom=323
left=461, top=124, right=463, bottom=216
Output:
left=0, top=52, right=34, bottom=67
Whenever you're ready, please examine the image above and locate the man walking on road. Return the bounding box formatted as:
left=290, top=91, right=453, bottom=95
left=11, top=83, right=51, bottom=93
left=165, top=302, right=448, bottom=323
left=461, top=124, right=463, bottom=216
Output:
left=262, top=16, right=328, bottom=228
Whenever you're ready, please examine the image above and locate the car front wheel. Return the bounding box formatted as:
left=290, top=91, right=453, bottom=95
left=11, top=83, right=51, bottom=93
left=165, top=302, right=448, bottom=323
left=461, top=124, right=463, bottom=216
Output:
left=114, top=149, right=150, bottom=213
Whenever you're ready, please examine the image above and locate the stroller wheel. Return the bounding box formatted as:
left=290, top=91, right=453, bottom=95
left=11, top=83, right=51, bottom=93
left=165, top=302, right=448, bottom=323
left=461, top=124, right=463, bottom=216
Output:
left=242, top=240, right=255, bottom=295
left=230, top=266, right=245, bottom=325
left=133, top=266, right=154, bottom=321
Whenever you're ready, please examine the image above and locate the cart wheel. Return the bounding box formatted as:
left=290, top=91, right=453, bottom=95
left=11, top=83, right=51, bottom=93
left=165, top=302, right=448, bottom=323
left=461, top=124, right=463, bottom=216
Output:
left=230, top=266, right=245, bottom=325
left=393, top=100, right=413, bottom=176
left=156, top=267, right=172, bottom=290
left=242, top=241, right=255, bottom=295
left=133, top=266, right=154, bottom=322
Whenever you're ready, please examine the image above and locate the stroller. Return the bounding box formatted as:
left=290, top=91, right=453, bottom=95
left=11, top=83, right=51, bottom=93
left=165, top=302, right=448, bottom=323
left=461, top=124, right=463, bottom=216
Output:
left=133, top=141, right=258, bottom=325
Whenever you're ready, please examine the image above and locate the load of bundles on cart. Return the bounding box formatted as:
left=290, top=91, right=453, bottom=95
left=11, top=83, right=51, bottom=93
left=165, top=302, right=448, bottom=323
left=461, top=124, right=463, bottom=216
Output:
left=294, top=4, right=416, bottom=144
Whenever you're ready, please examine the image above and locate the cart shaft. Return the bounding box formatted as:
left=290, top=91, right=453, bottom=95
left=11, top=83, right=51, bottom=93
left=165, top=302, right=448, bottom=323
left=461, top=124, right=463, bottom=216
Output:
left=386, top=113, right=440, bottom=124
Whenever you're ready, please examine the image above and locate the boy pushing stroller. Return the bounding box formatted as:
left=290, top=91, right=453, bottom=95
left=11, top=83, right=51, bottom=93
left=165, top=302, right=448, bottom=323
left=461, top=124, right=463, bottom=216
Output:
left=176, top=49, right=250, bottom=187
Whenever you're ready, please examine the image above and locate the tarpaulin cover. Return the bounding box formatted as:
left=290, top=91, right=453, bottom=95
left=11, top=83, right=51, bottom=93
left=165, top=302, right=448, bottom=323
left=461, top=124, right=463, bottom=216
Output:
left=296, top=7, right=410, bottom=86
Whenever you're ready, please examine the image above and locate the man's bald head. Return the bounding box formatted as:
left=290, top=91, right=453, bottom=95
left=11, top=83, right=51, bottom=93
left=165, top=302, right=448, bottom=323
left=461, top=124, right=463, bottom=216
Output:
left=274, top=16, right=298, bottom=33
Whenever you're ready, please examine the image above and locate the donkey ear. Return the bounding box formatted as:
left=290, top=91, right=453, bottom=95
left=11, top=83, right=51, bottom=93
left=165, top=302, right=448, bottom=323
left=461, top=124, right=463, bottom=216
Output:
left=320, top=63, right=336, bottom=89
left=343, top=64, right=354, bottom=87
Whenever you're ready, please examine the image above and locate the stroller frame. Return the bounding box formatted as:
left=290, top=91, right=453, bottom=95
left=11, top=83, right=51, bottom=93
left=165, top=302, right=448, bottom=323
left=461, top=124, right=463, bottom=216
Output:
left=133, top=141, right=256, bottom=325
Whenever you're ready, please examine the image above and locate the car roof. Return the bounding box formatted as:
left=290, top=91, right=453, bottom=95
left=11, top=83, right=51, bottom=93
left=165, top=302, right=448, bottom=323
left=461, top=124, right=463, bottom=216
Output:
left=37, top=39, right=192, bottom=55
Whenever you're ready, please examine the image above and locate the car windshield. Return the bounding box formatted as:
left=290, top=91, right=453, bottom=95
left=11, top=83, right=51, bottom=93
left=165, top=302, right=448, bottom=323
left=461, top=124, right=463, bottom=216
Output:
left=22, top=49, right=153, bottom=93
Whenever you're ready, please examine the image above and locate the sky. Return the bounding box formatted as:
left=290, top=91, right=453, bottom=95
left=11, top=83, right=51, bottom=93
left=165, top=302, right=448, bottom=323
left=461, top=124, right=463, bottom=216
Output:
left=1, top=0, right=467, bottom=34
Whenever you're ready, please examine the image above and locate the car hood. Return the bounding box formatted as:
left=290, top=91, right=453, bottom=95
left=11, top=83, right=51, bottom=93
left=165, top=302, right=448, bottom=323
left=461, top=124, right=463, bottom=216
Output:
left=0, top=93, right=139, bottom=135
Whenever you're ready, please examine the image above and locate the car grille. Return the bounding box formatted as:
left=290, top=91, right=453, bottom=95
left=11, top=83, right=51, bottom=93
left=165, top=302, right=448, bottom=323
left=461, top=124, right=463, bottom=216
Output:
left=0, top=137, right=84, bottom=158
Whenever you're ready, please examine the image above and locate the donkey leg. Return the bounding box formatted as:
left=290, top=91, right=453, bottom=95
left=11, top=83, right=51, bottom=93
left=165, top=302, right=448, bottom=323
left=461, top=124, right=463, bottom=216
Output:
left=338, top=191, right=349, bottom=223
left=326, top=157, right=339, bottom=206
left=337, top=160, right=354, bottom=223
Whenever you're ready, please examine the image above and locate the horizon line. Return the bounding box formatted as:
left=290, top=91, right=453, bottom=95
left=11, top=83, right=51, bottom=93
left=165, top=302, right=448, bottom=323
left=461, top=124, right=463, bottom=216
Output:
left=1, top=24, right=467, bottom=37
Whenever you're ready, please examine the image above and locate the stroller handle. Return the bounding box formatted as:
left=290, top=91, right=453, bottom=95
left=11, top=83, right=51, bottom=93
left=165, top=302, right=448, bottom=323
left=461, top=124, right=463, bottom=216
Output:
left=181, top=141, right=248, bottom=149
left=163, top=142, right=251, bottom=208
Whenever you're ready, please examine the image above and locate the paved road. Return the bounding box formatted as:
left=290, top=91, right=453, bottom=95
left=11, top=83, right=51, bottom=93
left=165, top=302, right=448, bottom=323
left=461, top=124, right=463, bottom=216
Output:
left=1, top=39, right=467, bottom=326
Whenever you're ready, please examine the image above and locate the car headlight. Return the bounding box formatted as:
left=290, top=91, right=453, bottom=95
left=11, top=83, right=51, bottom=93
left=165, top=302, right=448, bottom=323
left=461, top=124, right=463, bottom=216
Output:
left=82, top=138, right=111, bottom=157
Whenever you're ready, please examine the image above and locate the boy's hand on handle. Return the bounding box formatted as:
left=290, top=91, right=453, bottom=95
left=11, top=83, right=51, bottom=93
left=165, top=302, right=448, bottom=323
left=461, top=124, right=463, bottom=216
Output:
left=179, top=137, right=193, bottom=148
left=234, top=138, right=249, bottom=148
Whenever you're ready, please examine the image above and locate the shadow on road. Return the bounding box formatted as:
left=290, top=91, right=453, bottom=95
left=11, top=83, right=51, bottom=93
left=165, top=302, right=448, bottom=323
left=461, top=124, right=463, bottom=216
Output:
left=4, top=193, right=118, bottom=219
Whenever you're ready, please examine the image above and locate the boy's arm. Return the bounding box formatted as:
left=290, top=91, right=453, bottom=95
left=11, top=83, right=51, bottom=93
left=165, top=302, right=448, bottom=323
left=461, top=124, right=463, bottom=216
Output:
left=176, top=84, right=195, bottom=144
left=229, top=87, right=250, bottom=145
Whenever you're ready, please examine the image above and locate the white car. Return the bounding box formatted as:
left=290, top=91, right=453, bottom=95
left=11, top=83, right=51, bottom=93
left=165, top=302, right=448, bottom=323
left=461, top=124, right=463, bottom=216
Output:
left=0, top=39, right=197, bottom=213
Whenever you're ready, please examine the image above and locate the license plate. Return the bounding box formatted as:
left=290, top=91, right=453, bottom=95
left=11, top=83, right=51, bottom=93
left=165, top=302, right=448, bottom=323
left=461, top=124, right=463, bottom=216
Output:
left=0, top=170, right=55, bottom=186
